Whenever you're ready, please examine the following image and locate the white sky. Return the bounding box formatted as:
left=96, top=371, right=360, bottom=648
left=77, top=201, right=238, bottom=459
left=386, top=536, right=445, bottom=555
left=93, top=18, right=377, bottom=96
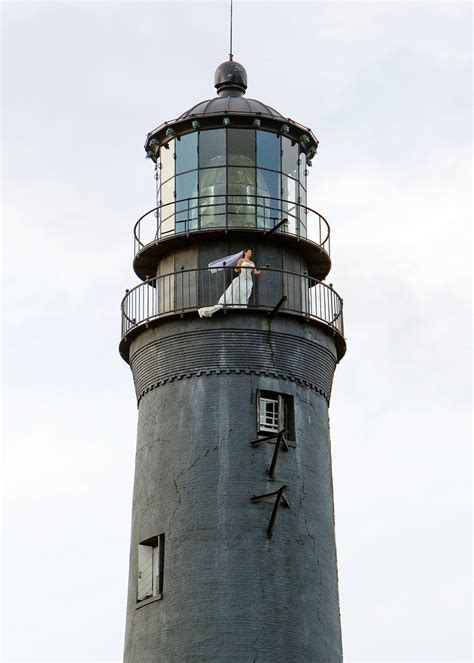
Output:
left=1, top=1, right=472, bottom=661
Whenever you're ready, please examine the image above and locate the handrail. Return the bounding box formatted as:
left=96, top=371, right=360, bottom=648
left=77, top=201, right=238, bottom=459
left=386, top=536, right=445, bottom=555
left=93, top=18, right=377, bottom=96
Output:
left=132, top=195, right=331, bottom=257
left=121, top=266, right=343, bottom=340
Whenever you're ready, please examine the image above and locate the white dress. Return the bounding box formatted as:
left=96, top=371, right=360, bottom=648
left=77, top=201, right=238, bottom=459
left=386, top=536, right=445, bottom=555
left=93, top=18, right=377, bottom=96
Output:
left=198, top=261, right=254, bottom=318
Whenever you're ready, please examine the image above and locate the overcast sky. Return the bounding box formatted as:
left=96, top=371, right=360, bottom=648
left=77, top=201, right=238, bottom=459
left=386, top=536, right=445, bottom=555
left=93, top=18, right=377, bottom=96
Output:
left=1, top=1, right=472, bottom=661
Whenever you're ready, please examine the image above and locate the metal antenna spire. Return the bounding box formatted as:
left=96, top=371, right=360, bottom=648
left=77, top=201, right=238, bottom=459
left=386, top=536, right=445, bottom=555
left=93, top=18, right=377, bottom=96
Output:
left=229, top=0, right=234, bottom=61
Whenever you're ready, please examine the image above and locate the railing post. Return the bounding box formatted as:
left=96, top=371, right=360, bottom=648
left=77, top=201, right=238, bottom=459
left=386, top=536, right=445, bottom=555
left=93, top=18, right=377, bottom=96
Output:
left=155, top=274, right=160, bottom=318
left=123, top=289, right=129, bottom=335
left=303, top=272, right=309, bottom=318
left=222, top=262, right=227, bottom=312
left=144, top=276, right=150, bottom=324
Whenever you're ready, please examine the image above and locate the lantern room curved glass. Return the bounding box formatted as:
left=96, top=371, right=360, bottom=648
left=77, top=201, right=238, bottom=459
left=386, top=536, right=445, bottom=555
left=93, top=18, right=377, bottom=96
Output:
left=158, top=128, right=308, bottom=238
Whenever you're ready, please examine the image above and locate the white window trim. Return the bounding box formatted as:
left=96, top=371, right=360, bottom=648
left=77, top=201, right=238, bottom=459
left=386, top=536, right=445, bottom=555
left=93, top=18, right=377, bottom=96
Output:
left=258, top=391, right=285, bottom=434
left=137, top=534, right=164, bottom=605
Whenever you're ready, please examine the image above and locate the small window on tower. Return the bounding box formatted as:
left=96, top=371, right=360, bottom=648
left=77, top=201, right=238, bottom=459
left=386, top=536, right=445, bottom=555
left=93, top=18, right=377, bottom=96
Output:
left=258, top=393, right=280, bottom=433
left=257, top=391, right=295, bottom=439
left=137, top=534, right=164, bottom=604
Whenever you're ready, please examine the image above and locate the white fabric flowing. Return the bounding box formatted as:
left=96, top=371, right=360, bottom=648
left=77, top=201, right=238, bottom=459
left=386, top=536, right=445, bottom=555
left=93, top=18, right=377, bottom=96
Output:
left=208, top=251, right=244, bottom=274
left=198, top=261, right=254, bottom=318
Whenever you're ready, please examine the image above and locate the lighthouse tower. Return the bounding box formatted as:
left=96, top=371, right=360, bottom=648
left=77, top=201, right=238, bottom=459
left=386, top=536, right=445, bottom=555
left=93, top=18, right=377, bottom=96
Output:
left=120, top=59, right=346, bottom=662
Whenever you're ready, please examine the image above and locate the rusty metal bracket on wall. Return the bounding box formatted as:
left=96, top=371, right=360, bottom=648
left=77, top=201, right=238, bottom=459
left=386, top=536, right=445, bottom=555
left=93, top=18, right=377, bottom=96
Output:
left=251, top=485, right=290, bottom=537
left=250, top=429, right=289, bottom=477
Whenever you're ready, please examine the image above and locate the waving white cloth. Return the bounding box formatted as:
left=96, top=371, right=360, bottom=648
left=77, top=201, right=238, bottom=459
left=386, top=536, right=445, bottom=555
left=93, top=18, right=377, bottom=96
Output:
left=208, top=251, right=244, bottom=273
left=198, top=259, right=254, bottom=318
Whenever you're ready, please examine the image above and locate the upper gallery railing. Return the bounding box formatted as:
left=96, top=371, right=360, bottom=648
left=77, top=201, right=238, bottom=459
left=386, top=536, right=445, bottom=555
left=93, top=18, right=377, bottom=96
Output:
left=121, top=266, right=343, bottom=340
left=133, top=195, right=331, bottom=257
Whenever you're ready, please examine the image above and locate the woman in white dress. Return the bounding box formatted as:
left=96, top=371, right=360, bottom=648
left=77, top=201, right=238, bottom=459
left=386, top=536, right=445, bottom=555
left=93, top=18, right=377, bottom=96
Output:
left=198, top=249, right=262, bottom=318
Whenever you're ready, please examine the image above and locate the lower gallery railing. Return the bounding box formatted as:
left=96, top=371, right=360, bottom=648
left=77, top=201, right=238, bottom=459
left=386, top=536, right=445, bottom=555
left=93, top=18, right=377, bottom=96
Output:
left=121, top=267, right=344, bottom=339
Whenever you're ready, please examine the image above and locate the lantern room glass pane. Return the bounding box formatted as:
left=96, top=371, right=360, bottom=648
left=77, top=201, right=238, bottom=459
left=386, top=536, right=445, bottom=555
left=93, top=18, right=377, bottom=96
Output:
left=176, top=171, right=198, bottom=232
left=282, top=175, right=298, bottom=234
left=199, top=167, right=226, bottom=198
left=176, top=132, right=198, bottom=174
left=228, top=166, right=256, bottom=227
left=256, top=169, right=280, bottom=202
left=228, top=129, right=256, bottom=166
left=160, top=139, right=175, bottom=183
left=154, top=161, right=160, bottom=209
left=228, top=166, right=256, bottom=195
left=299, top=184, right=307, bottom=208
left=299, top=202, right=308, bottom=238
left=299, top=150, right=307, bottom=190
left=199, top=167, right=226, bottom=227
left=282, top=137, right=298, bottom=179
left=256, top=168, right=281, bottom=229
left=161, top=178, right=175, bottom=235
left=176, top=170, right=198, bottom=203
left=199, top=129, right=226, bottom=169
left=282, top=174, right=297, bottom=203
left=256, top=130, right=280, bottom=171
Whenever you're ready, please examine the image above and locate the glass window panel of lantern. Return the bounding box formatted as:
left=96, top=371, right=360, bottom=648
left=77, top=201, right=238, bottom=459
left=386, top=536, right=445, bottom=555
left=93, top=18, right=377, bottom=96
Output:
left=199, top=129, right=226, bottom=169
left=282, top=137, right=298, bottom=180
left=154, top=161, right=160, bottom=208
left=176, top=171, right=198, bottom=232
left=160, top=178, right=175, bottom=235
left=228, top=166, right=256, bottom=196
left=228, top=129, right=256, bottom=167
left=160, top=139, right=175, bottom=183
left=175, top=132, right=198, bottom=174
left=298, top=186, right=307, bottom=238
left=256, top=169, right=281, bottom=230
left=299, top=150, right=307, bottom=191
left=282, top=175, right=298, bottom=235
left=199, top=167, right=226, bottom=227
left=256, top=130, right=280, bottom=171
left=227, top=166, right=256, bottom=227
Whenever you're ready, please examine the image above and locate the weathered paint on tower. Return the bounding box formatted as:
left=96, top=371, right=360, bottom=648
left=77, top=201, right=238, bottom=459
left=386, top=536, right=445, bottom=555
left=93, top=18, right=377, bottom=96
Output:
left=120, top=60, right=346, bottom=662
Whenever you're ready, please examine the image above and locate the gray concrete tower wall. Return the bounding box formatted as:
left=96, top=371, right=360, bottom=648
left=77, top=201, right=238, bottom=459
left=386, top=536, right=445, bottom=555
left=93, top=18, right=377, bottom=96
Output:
left=124, top=313, right=343, bottom=662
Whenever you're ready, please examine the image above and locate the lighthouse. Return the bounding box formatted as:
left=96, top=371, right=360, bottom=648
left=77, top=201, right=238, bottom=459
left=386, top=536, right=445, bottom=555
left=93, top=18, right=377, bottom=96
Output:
left=120, top=58, right=346, bottom=661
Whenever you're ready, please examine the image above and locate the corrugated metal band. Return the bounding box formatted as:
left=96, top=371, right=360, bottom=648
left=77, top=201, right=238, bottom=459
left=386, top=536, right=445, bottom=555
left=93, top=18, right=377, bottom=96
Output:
left=130, top=329, right=337, bottom=405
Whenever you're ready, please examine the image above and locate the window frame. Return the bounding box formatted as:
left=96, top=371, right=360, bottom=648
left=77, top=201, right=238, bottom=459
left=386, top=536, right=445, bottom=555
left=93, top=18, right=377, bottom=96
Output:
left=258, top=392, right=282, bottom=434
left=136, top=533, right=165, bottom=607
left=257, top=390, right=295, bottom=441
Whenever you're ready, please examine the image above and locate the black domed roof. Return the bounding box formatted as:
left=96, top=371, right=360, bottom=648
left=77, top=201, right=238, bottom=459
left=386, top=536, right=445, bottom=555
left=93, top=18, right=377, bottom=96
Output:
left=178, top=95, right=283, bottom=120
left=145, top=60, right=319, bottom=157
left=178, top=59, right=283, bottom=120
